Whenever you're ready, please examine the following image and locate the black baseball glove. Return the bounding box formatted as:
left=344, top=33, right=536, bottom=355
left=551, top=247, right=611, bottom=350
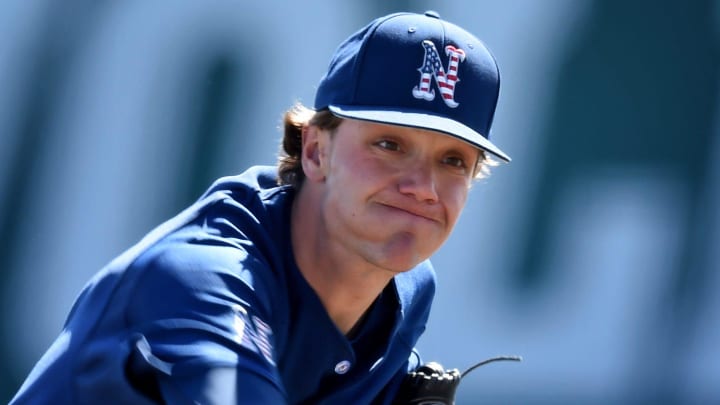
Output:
left=393, top=355, right=522, bottom=405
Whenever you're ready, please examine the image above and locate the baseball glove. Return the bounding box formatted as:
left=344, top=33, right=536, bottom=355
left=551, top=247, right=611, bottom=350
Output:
left=393, top=355, right=522, bottom=405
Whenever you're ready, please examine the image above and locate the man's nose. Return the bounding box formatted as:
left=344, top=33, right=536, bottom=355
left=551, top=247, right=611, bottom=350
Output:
left=397, top=163, right=439, bottom=203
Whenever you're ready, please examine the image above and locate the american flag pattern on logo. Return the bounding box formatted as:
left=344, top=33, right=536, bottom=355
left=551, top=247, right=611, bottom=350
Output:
left=412, top=40, right=466, bottom=108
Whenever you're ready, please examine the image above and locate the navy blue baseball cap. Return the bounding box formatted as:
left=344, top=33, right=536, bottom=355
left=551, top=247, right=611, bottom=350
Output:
left=314, top=11, right=510, bottom=162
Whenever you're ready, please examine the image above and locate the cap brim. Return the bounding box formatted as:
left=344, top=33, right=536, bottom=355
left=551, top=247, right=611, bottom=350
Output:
left=328, top=105, right=510, bottom=162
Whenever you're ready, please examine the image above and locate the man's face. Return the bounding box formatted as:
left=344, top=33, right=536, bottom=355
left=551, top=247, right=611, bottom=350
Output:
left=310, top=118, right=479, bottom=274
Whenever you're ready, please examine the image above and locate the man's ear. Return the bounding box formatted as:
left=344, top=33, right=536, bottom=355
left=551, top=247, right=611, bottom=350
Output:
left=301, top=125, right=328, bottom=183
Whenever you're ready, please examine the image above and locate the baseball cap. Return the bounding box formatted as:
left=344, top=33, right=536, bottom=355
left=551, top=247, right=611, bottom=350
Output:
left=314, top=11, right=510, bottom=162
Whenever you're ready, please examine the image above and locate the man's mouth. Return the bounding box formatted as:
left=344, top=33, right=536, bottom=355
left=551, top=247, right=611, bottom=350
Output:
left=378, top=202, right=440, bottom=223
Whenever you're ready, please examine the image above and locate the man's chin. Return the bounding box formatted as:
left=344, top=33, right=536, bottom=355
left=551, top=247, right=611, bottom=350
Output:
left=377, top=249, right=431, bottom=275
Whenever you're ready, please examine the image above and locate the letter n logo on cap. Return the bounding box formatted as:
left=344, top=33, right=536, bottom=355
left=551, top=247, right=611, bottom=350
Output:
left=412, top=40, right=466, bottom=108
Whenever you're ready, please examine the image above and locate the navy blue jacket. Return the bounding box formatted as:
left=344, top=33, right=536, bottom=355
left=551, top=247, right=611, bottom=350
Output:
left=10, top=166, right=436, bottom=404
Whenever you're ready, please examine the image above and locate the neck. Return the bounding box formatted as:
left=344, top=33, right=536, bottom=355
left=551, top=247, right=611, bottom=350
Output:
left=291, top=184, right=394, bottom=335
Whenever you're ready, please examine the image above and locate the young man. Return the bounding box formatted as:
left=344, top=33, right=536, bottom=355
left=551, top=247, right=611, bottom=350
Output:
left=10, top=10, right=510, bottom=404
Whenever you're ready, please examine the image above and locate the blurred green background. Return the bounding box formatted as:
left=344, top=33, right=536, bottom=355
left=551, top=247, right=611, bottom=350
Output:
left=2, top=0, right=718, bottom=403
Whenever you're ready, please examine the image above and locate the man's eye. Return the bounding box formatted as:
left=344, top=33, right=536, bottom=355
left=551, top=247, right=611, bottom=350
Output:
left=376, top=140, right=401, bottom=151
left=443, top=156, right=466, bottom=168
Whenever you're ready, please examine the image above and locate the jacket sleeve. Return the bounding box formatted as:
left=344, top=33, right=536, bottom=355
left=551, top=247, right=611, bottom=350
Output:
left=122, top=241, right=287, bottom=404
